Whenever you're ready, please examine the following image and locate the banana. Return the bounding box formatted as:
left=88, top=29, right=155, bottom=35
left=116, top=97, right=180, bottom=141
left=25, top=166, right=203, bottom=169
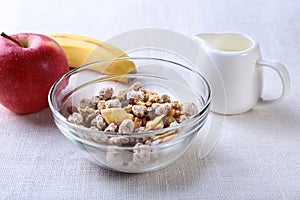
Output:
left=47, top=33, right=136, bottom=77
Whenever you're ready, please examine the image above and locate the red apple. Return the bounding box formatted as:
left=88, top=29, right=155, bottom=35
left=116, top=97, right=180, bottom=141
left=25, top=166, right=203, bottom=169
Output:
left=0, top=32, right=69, bottom=114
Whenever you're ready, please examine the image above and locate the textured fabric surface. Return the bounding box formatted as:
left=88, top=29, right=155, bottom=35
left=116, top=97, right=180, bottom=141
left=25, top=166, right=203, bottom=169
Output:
left=1, top=0, right=300, bottom=199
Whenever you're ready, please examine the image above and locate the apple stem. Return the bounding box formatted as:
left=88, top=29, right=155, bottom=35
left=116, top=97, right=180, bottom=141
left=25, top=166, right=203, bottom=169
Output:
left=1, top=32, right=25, bottom=48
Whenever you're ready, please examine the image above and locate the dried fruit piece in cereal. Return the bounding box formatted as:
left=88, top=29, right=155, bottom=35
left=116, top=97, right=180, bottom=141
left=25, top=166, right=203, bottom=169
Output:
left=97, top=100, right=106, bottom=110
left=101, top=108, right=133, bottom=125
left=162, top=134, right=178, bottom=143
left=146, top=114, right=165, bottom=130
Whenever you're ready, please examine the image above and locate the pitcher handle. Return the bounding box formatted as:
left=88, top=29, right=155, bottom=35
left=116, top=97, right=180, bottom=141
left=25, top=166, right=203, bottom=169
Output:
left=256, top=60, right=290, bottom=106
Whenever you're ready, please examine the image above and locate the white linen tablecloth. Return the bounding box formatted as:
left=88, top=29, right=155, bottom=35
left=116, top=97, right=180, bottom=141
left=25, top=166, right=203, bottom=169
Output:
left=0, top=0, right=300, bottom=199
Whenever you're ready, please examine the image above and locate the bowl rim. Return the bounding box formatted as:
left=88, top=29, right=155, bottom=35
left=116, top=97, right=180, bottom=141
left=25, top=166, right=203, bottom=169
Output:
left=48, top=57, right=211, bottom=140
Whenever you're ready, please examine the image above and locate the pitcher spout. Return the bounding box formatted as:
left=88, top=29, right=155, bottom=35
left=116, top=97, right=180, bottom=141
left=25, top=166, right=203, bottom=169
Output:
left=194, top=32, right=255, bottom=53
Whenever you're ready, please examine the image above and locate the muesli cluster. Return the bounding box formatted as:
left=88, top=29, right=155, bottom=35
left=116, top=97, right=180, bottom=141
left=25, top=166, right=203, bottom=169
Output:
left=66, top=82, right=198, bottom=167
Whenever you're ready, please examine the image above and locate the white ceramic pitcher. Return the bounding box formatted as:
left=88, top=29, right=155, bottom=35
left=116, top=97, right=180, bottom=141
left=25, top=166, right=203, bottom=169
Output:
left=194, top=32, right=290, bottom=115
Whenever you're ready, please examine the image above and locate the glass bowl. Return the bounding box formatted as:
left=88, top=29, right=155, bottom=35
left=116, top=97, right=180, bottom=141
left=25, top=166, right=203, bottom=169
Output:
left=48, top=57, right=211, bottom=173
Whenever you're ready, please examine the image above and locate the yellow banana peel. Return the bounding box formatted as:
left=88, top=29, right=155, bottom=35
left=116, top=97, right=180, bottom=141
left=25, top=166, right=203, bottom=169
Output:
left=48, top=33, right=136, bottom=83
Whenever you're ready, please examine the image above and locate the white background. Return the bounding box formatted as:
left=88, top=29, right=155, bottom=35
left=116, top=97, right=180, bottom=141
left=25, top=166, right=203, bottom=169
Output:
left=0, top=0, right=299, bottom=199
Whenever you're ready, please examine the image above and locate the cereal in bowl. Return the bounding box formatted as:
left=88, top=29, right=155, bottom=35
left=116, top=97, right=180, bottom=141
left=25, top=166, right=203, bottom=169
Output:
left=66, top=82, right=198, bottom=167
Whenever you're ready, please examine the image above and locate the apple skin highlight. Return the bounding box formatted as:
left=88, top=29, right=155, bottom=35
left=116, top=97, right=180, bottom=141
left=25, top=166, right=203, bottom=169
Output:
left=0, top=33, right=69, bottom=114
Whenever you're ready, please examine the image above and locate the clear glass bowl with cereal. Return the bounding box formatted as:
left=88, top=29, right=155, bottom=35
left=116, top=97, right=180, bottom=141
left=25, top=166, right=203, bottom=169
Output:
left=48, top=57, right=211, bottom=173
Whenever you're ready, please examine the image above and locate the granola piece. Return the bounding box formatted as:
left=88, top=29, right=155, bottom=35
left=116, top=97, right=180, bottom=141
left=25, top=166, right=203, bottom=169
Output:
left=142, top=117, right=149, bottom=127
left=126, top=90, right=144, bottom=102
left=171, top=101, right=182, bottom=110
left=105, top=99, right=122, bottom=108
left=134, top=136, right=147, bottom=143
left=133, top=143, right=154, bottom=165
left=106, top=149, right=124, bottom=166
left=91, top=132, right=109, bottom=143
left=128, top=98, right=137, bottom=105
left=78, top=106, right=95, bottom=116
left=161, top=94, right=171, bottom=103
left=145, top=101, right=152, bottom=107
left=91, top=114, right=107, bottom=130
left=116, top=90, right=127, bottom=102
left=90, top=96, right=101, bottom=107
left=66, top=106, right=78, bottom=115
left=90, top=126, right=99, bottom=131
left=165, top=116, right=176, bottom=127
left=128, top=82, right=144, bottom=91
left=178, top=115, right=189, bottom=123
left=170, top=121, right=179, bottom=127
left=108, top=136, right=130, bottom=146
left=143, top=106, right=156, bottom=122
left=127, top=137, right=137, bottom=145
left=148, top=94, right=161, bottom=103
left=120, top=100, right=129, bottom=108
left=132, top=105, right=148, bottom=118
left=134, top=126, right=146, bottom=133
left=99, top=87, right=114, bottom=100
left=133, top=143, right=151, bottom=164
left=118, top=119, right=134, bottom=134
left=153, top=103, right=171, bottom=116
left=84, top=112, right=97, bottom=126
left=104, top=123, right=118, bottom=132
left=79, top=98, right=94, bottom=109
left=151, top=103, right=160, bottom=110
left=182, top=102, right=198, bottom=116
left=68, top=112, right=83, bottom=125
left=168, top=108, right=176, bottom=117
left=135, top=100, right=146, bottom=106
left=144, top=91, right=158, bottom=102
left=174, top=110, right=184, bottom=118
left=80, top=132, right=93, bottom=140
